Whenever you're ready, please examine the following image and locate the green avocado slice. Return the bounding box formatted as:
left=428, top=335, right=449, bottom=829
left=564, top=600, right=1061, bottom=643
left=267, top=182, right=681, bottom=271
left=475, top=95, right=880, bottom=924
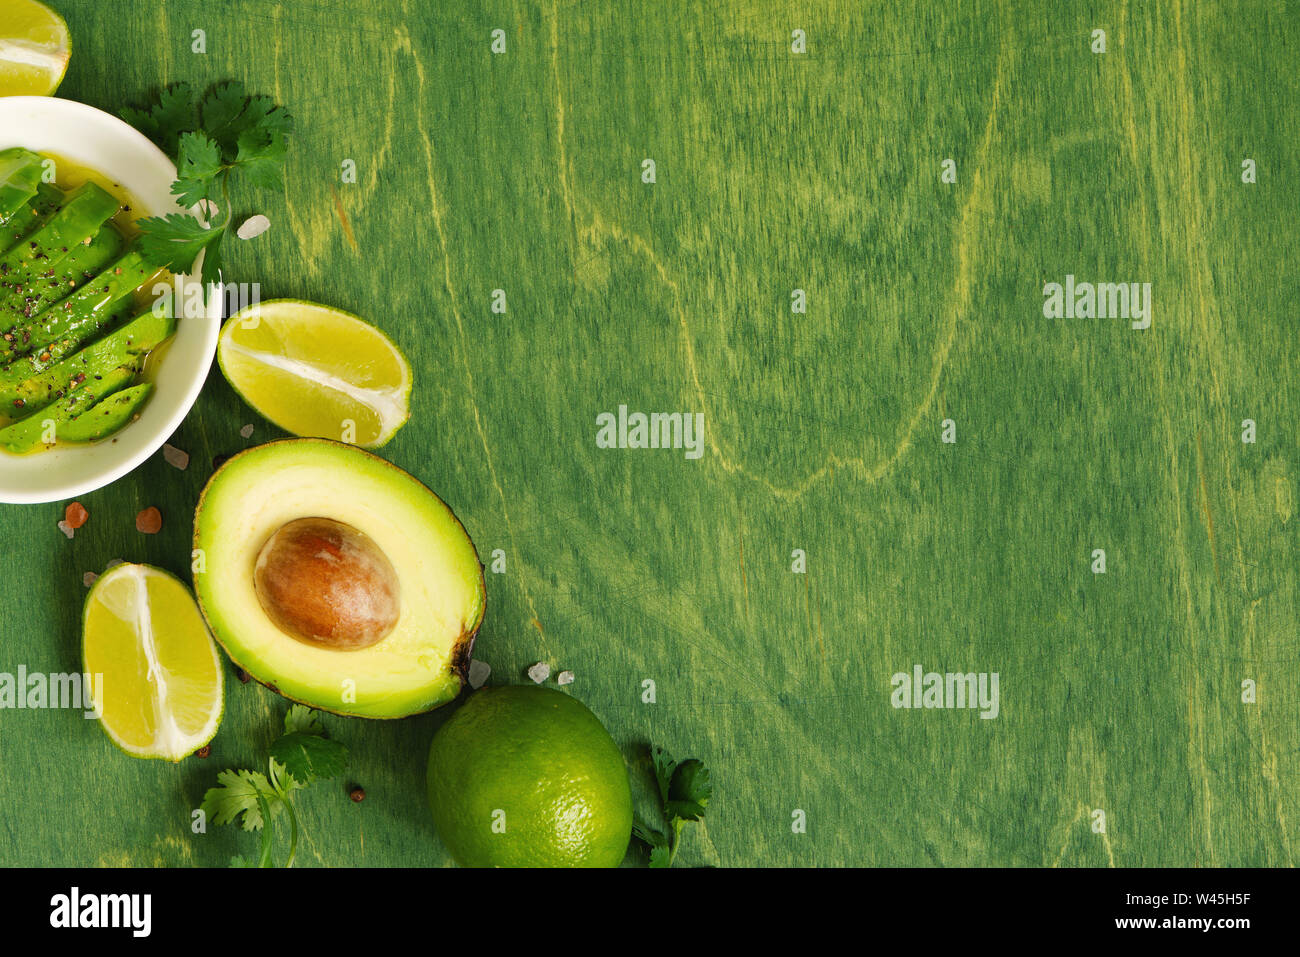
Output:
left=0, top=181, right=122, bottom=321
left=0, top=183, right=63, bottom=258
left=59, top=381, right=153, bottom=444
left=0, top=248, right=161, bottom=369
left=0, top=148, right=44, bottom=228
left=0, top=364, right=138, bottom=454
left=0, top=224, right=125, bottom=333
left=0, top=305, right=174, bottom=414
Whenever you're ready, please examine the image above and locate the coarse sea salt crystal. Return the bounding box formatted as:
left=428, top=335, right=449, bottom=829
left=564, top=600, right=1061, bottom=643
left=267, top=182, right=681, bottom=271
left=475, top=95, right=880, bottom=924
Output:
left=557, top=670, right=574, bottom=686
left=83, top=572, right=98, bottom=588
left=526, top=662, right=550, bottom=684
left=57, top=520, right=74, bottom=539
left=236, top=215, right=271, bottom=240
left=467, top=659, right=491, bottom=689
left=163, top=443, right=190, bottom=470
left=239, top=423, right=255, bottom=439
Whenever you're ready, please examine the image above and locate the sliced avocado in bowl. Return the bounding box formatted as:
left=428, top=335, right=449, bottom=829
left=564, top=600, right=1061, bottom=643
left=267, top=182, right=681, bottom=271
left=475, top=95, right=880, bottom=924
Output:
left=0, top=147, right=43, bottom=227
left=193, top=438, right=486, bottom=719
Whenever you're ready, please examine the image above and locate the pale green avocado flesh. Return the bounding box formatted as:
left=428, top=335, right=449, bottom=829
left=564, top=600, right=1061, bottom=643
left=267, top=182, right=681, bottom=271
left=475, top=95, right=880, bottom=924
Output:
left=193, top=438, right=486, bottom=718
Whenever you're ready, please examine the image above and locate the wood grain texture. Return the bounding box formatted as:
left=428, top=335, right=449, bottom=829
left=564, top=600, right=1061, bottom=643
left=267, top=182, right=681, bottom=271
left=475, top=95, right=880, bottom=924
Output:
left=0, top=0, right=1295, bottom=867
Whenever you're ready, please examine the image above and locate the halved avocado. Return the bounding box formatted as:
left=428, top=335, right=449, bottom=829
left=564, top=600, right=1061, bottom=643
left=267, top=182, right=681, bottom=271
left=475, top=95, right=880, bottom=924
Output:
left=193, top=439, right=486, bottom=718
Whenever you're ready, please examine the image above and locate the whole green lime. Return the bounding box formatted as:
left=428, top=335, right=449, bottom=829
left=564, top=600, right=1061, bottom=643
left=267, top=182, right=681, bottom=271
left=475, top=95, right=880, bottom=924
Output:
left=426, top=685, right=633, bottom=867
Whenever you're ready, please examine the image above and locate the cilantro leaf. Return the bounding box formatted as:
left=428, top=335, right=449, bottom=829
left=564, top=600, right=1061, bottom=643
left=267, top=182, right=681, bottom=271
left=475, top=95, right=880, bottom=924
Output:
left=201, top=768, right=276, bottom=831
left=284, top=704, right=325, bottom=736
left=171, top=131, right=223, bottom=209
left=124, top=81, right=293, bottom=284
left=634, top=744, right=714, bottom=867
left=270, top=732, right=348, bottom=786
left=134, top=212, right=224, bottom=274
left=632, top=818, right=662, bottom=845
left=200, top=82, right=294, bottom=167
left=199, top=81, right=253, bottom=159
left=203, top=707, right=350, bottom=868
left=229, top=93, right=293, bottom=189
left=199, top=231, right=225, bottom=289
left=633, top=817, right=672, bottom=868
left=121, top=83, right=199, bottom=158
left=665, top=759, right=712, bottom=822
left=235, top=127, right=290, bottom=191
left=270, top=706, right=346, bottom=786
left=241, top=94, right=294, bottom=137
left=268, top=757, right=304, bottom=795
left=231, top=94, right=294, bottom=146
left=650, top=746, right=677, bottom=807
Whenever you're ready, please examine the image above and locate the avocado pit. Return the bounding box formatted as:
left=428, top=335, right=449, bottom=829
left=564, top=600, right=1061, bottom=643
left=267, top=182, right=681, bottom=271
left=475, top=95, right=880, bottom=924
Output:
left=253, top=517, right=401, bottom=650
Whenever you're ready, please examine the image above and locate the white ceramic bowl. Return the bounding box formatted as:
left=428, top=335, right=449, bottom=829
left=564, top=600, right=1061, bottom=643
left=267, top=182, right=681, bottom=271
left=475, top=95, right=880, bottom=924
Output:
left=0, top=96, right=219, bottom=504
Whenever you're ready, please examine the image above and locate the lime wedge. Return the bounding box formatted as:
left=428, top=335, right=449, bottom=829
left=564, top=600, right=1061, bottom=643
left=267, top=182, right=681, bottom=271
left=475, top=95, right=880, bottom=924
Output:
left=219, top=299, right=412, bottom=448
left=83, top=563, right=223, bottom=761
left=0, top=0, right=71, bottom=97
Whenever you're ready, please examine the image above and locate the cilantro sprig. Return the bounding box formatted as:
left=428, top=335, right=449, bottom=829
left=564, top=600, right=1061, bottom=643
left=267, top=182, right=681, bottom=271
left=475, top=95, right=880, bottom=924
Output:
left=201, top=705, right=347, bottom=868
left=632, top=745, right=713, bottom=868
left=122, top=81, right=293, bottom=286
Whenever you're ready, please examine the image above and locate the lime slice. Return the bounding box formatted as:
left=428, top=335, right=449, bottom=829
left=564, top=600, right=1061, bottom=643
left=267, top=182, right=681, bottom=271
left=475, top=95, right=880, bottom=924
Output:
left=83, top=563, right=223, bottom=761
left=219, top=300, right=412, bottom=448
left=0, top=0, right=71, bottom=97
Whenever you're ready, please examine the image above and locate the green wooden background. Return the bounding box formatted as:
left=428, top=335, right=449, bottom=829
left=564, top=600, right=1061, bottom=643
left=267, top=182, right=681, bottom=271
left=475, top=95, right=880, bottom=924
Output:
left=0, top=0, right=1296, bottom=867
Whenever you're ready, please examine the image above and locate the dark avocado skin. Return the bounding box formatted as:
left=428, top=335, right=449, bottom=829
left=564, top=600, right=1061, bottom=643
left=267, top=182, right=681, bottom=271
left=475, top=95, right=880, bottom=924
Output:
left=192, top=438, right=488, bottom=719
